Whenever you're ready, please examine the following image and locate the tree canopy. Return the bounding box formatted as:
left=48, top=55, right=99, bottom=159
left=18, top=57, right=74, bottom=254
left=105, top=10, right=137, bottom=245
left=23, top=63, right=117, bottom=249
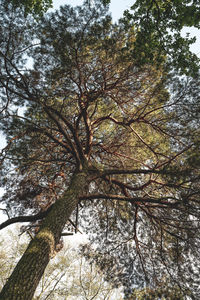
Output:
left=0, top=0, right=200, bottom=299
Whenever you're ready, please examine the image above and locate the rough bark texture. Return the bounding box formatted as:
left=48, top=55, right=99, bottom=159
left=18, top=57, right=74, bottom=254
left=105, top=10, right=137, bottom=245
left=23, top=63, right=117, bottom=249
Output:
left=0, top=170, right=89, bottom=300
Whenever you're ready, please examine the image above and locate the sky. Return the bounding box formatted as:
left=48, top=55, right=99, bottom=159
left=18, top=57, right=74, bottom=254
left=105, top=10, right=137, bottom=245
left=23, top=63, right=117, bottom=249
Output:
left=0, top=3, right=199, bottom=291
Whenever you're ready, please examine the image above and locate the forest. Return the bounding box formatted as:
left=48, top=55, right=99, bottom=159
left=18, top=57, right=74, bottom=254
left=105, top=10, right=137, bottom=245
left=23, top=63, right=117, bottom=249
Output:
left=0, top=0, right=200, bottom=299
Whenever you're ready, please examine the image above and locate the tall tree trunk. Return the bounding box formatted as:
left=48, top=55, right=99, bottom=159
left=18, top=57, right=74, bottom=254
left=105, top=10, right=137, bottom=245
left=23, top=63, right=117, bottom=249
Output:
left=0, top=170, right=89, bottom=300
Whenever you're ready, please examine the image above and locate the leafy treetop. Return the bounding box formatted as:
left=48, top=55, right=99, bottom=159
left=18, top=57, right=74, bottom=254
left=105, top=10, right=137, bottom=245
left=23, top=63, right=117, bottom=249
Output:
left=103, top=0, right=200, bottom=76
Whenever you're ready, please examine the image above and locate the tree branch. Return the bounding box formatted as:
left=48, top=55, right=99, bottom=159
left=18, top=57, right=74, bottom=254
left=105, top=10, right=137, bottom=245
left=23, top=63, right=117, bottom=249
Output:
left=102, top=167, right=189, bottom=177
left=0, top=205, right=54, bottom=230
left=79, top=193, right=179, bottom=207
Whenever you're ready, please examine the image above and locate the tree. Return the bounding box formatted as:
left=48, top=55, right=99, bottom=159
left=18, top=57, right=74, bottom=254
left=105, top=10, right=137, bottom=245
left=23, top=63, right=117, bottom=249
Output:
left=0, top=0, right=200, bottom=299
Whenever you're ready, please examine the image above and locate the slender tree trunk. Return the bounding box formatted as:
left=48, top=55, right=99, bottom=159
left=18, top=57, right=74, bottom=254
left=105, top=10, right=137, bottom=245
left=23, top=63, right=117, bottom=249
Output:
left=0, top=170, right=89, bottom=300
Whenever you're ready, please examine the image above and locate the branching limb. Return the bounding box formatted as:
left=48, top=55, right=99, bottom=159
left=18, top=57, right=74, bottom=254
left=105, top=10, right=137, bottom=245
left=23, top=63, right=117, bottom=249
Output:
left=102, top=167, right=190, bottom=177
left=0, top=205, right=54, bottom=230
left=79, top=193, right=180, bottom=207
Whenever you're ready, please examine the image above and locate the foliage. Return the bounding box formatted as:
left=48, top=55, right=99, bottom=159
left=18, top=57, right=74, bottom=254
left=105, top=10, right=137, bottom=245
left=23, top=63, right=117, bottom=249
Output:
left=119, top=0, right=200, bottom=76
left=11, top=0, right=52, bottom=16
left=125, top=286, right=189, bottom=300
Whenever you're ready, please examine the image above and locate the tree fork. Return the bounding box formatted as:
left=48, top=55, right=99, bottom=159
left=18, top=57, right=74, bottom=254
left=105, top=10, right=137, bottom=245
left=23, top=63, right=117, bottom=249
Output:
left=0, top=170, right=89, bottom=300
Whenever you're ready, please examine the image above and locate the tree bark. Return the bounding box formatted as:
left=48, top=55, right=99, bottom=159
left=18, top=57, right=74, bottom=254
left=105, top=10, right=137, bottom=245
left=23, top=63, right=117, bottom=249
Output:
left=0, top=170, right=89, bottom=300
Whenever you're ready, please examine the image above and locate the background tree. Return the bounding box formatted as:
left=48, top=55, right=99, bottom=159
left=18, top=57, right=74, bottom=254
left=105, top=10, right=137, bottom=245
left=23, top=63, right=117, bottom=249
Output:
left=0, top=0, right=200, bottom=299
left=0, top=227, right=123, bottom=299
